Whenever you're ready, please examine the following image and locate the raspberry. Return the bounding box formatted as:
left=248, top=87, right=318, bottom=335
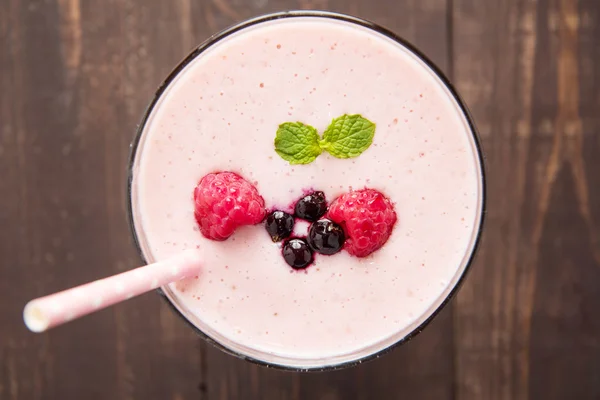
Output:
left=328, top=188, right=397, bottom=257
left=193, top=172, right=266, bottom=241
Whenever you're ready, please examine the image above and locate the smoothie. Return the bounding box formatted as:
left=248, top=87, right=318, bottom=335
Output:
left=129, top=14, right=484, bottom=369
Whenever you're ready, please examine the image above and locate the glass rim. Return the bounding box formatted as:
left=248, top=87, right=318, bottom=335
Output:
left=126, top=10, right=487, bottom=372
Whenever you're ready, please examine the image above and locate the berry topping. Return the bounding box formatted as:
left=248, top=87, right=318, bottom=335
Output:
left=193, top=172, right=266, bottom=241
left=307, top=219, right=345, bottom=255
left=328, top=188, right=397, bottom=257
left=282, top=238, right=313, bottom=269
left=294, top=191, right=327, bottom=222
left=265, top=211, right=295, bottom=242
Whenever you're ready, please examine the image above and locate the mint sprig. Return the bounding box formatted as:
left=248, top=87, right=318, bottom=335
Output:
left=274, top=122, right=322, bottom=165
left=273, top=114, right=376, bottom=164
left=320, top=114, right=376, bottom=159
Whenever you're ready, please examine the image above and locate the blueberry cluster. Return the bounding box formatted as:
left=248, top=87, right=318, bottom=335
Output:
left=265, top=191, right=345, bottom=269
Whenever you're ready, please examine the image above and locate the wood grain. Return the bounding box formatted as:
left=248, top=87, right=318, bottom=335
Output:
left=1, top=1, right=206, bottom=399
left=1, top=0, right=600, bottom=398
left=453, top=0, right=600, bottom=399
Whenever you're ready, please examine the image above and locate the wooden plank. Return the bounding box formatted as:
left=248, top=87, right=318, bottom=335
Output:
left=0, top=0, right=207, bottom=399
left=452, top=0, right=600, bottom=398
left=0, top=0, right=121, bottom=398
left=527, top=0, right=600, bottom=398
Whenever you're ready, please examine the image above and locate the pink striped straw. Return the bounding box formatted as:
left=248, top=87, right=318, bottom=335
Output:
left=23, top=249, right=203, bottom=332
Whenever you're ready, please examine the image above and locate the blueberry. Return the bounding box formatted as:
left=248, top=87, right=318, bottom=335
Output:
left=282, top=238, right=313, bottom=269
left=265, top=211, right=294, bottom=242
left=294, top=191, right=327, bottom=222
left=307, top=219, right=345, bottom=255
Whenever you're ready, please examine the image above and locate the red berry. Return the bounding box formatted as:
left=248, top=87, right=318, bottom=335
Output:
left=328, top=188, right=397, bottom=257
left=193, top=172, right=266, bottom=241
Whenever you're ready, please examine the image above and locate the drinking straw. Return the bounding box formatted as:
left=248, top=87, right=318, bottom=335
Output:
left=23, top=249, right=203, bottom=332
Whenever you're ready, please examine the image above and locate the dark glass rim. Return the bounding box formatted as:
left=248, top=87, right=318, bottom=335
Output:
left=126, top=10, right=487, bottom=372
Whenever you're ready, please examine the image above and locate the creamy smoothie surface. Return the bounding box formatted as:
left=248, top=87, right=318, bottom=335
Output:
left=131, top=17, right=483, bottom=367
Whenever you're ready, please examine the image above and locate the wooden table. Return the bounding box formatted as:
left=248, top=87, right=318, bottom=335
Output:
left=1, top=0, right=599, bottom=399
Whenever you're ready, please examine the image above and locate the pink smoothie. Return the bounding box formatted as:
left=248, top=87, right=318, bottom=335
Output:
left=130, top=15, right=484, bottom=368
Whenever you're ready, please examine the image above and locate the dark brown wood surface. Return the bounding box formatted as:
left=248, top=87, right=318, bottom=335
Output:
left=1, top=0, right=599, bottom=399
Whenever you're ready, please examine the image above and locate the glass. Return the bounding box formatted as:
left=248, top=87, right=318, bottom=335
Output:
left=126, top=10, right=486, bottom=371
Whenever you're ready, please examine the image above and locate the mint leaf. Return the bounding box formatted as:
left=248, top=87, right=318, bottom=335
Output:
left=320, top=114, right=376, bottom=159
left=274, top=122, right=322, bottom=165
